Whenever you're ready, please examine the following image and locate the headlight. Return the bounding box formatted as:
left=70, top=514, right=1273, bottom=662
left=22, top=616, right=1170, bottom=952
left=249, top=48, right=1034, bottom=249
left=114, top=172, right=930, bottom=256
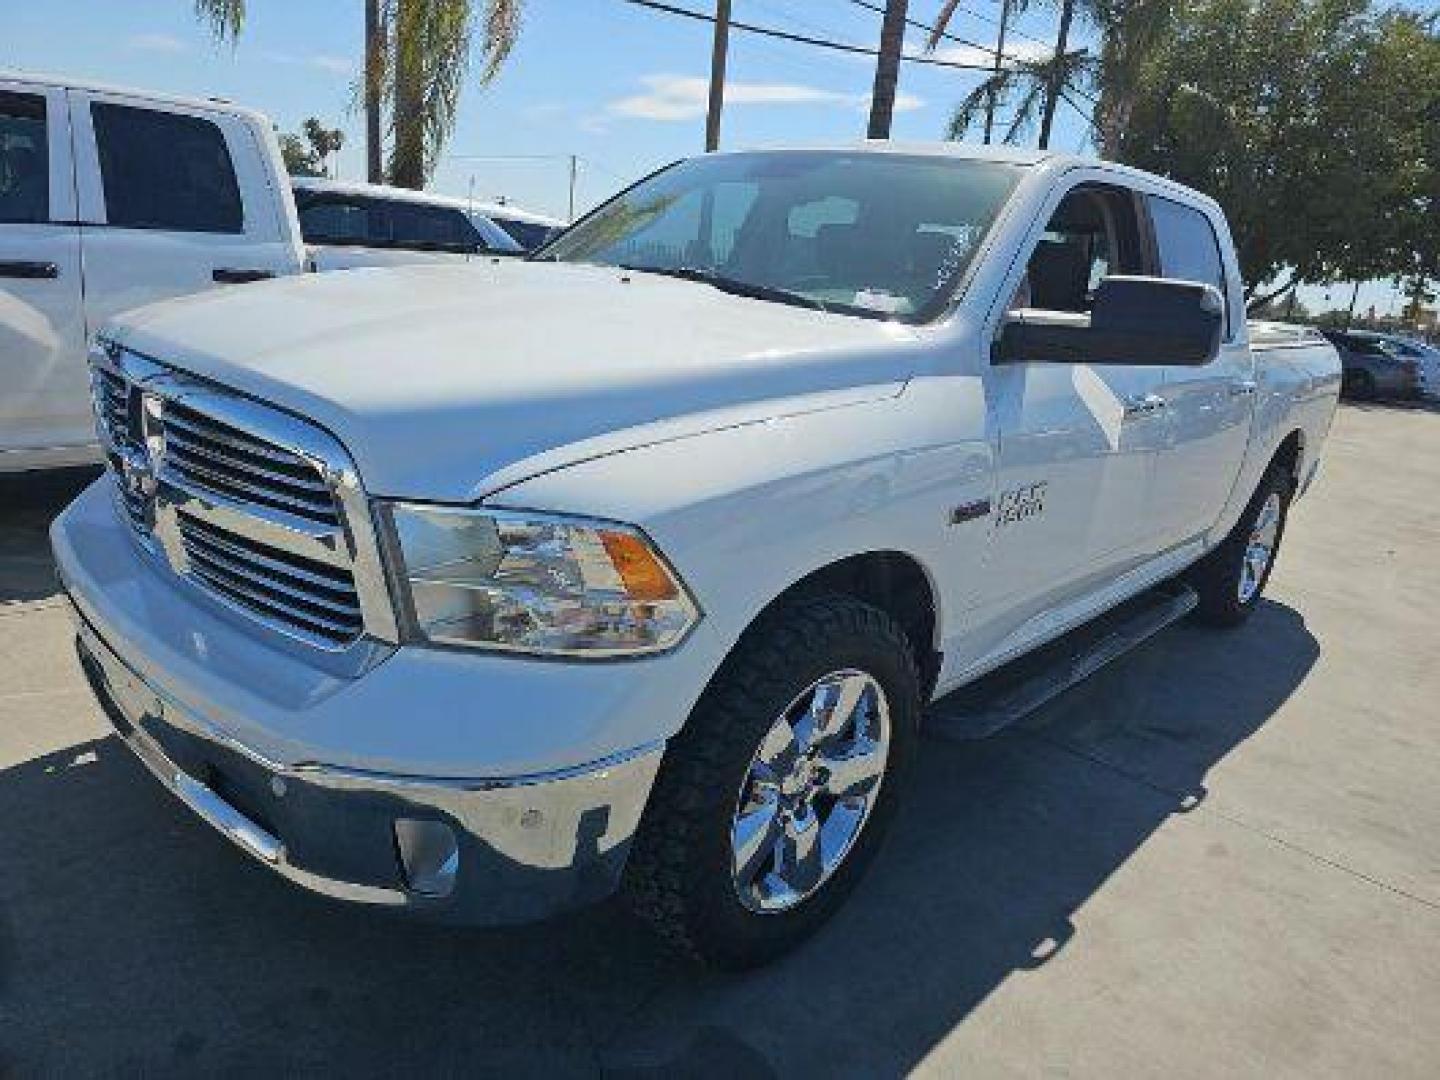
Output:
left=384, top=504, right=700, bottom=656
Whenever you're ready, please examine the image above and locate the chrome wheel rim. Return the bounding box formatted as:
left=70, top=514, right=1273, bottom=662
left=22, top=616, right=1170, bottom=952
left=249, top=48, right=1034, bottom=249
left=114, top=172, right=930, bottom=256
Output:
left=729, top=669, right=891, bottom=914
left=1238, top=492, right=1282, bottom=604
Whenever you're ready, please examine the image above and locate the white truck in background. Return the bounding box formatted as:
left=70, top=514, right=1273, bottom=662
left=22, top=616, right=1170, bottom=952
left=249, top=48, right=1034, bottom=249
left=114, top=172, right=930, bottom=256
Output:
left=55, top=145, right=1341, bottom=969
left=1, top=73, right=305, bottom=471
left=0, top=72, right=527, bottom=473
left=291, top=177, right=523, bottom=271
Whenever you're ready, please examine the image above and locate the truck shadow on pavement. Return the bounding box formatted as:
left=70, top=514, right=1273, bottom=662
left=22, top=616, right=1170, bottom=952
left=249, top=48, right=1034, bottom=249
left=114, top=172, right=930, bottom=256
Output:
left=0, top=600, right=1317, bottom=1076
left=0, top=466, right=100, bottom=608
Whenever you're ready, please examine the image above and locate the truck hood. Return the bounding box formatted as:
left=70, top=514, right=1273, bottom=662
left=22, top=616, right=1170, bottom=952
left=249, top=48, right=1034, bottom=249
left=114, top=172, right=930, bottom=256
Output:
left=110, top=261, right=920, bottom=501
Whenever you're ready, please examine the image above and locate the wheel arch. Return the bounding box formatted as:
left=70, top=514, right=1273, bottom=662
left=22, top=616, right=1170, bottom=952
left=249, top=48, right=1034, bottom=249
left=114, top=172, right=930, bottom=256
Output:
left=1270, top=428, right=1306, bottom=491
left=739, top=549, right=943, bottom=700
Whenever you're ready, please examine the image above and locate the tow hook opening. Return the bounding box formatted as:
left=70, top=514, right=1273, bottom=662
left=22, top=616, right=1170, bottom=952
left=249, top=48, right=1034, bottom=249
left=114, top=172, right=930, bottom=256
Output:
left=393, top=818, right=460, bottom=898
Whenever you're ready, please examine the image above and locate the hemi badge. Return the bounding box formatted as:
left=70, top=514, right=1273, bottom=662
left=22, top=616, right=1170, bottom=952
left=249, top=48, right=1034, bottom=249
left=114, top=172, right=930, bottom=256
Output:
left=949, top=499, right=992, bottom=526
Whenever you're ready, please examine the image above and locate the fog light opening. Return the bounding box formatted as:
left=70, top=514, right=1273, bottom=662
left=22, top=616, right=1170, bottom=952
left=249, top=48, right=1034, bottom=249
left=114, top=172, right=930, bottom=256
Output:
left=394, top=818, right=459, bottom=898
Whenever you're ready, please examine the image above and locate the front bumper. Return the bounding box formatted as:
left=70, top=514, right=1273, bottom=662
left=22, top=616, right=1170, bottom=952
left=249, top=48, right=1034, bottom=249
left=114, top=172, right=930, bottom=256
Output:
left=72, top=604, right=661, bottom=923
left=53, top=477, right=678, bottom=925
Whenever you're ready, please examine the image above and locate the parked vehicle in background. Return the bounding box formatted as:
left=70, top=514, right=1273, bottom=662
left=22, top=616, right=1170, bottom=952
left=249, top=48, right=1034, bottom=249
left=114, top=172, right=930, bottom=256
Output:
left=55, top=145, right=1341, bottom=969
left=1322, top=329, right=1424, bottom=400
left=1362, top=333, right=1440, bottom=399
left=292, top=178, right=522, bottom=271
left=472, top=199, right=565, bottom=250
left=1, top=72, right=305, bottom=472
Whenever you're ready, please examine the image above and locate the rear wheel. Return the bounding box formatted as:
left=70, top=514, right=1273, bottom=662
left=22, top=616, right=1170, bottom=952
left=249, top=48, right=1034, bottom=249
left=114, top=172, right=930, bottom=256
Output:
left=1187, top=466, right=1292, bottom=627
left=625, top=593, right=920, bottom=969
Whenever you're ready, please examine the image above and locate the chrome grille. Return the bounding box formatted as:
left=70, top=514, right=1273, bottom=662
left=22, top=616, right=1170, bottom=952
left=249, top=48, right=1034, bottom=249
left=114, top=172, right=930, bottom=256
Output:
left=87, top=345, right=397, bottom=656
left=161, top=402, right=340, bottom=526
left=177, top=512, right=363, bottom=647
left=92, top=366, right=135, bottom=454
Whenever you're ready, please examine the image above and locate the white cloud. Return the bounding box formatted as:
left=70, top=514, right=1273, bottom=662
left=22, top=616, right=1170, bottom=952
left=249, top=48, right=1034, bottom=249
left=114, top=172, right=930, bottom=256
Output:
left=126, top=33, right=189, bottom=54
left=309, top=54, right=352, bottom=75
left=933, top=40, right=1051, bottom=70
left=258, top=50, right=353, bottom=75
left=609, top=74, right=924, bottom=121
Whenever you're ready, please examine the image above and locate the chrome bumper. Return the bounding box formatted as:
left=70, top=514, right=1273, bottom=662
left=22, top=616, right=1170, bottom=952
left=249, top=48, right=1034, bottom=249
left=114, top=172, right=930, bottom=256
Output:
left=70, top=602, right=663, bottom=925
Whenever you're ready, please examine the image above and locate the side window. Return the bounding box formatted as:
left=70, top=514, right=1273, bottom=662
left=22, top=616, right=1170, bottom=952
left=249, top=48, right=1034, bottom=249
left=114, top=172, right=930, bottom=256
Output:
left=91, top=103, right=242, bottom=233
left=296, top=196, right=371, bottom=245
left=386, top=202, right=480, bottom=252
left=1018, top=185, right=1145, bottom=314
left=497, top=218, right=558, bottom=251
left=1147, top=195, right=1230, bottom=335
left=0, top=91, right=48, bottom=224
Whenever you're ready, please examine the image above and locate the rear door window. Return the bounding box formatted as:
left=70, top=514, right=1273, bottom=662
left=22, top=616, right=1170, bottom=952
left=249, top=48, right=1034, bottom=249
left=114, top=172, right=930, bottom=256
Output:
left=0, top=90, right=48, bottom=224
left=91, top=103, right=242, bottom=233
left=384, top=201, right=480, bottom=252
left=1147, top=195, right=1230, bottom=335
left=296, top=195, right=374, bottom=245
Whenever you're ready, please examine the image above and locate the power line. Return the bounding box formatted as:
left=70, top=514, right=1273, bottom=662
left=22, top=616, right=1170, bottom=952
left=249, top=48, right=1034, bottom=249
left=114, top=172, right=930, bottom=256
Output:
left=844, top=0, right=1100, bottom=108
left=616, top=0, right=1001, bottom=72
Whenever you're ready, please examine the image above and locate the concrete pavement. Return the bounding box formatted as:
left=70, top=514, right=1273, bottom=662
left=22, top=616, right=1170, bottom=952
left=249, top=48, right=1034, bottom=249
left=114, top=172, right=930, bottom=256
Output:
left=1, top=402, right=1437, bottom=1077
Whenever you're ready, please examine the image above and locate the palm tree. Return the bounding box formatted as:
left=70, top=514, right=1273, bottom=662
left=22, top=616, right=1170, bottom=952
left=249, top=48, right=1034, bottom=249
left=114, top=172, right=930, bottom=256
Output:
left=867, top=0, right=911, bottom=139
left=943, top=47, right=1092, bottom=146
left=929, top=0, right=1172, bottom=154
left=928, top=0, right=1082, bottom=150
left=193, top=0, right=525, bottom=188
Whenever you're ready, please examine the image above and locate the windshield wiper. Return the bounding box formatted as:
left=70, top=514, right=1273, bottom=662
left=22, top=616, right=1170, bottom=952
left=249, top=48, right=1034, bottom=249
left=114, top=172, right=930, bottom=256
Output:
left=619, top=264, right=829, bottom=313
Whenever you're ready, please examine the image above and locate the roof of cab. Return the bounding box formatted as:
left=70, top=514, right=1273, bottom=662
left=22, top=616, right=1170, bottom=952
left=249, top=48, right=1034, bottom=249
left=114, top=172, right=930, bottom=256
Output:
left=291, top=176, right=490, bottom=214
left=0, top=69, right=270, bottom=126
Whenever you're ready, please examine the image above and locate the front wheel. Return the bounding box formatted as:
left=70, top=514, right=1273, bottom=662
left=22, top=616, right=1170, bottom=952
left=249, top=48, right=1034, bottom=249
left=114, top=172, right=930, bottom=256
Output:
left=1187, top=466, right=1292, bottom=627
left=624, top=593, right=920, bottom=969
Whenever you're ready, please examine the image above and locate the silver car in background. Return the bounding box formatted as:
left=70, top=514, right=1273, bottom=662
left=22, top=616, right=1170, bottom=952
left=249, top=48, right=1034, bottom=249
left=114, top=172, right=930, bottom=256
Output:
left=1323, top=330, right=1425, bottom=400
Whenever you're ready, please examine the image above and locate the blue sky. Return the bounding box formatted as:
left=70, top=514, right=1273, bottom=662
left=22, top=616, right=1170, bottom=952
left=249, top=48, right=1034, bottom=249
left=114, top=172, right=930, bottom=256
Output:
left=0, top=0, right=1412, bottom=314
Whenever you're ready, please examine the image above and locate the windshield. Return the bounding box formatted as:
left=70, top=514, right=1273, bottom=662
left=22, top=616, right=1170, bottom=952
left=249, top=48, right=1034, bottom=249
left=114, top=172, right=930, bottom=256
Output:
left=541, top=151, right=1021, bottom=323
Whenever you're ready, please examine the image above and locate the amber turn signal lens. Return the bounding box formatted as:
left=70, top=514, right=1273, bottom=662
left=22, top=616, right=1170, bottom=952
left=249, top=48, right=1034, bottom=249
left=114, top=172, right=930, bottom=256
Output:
left=600, top=530, right=679, bottom=603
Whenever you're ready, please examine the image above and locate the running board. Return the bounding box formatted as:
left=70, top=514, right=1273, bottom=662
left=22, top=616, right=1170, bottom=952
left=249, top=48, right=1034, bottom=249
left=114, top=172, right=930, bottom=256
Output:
left=926, top=582, right=1198, bottom=742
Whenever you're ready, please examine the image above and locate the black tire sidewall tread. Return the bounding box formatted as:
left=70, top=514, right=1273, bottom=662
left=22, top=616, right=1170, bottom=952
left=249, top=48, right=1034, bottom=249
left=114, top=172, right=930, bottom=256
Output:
left=1187, top=466, right=1292, bottom=627
left=623, top=592, right=921, bottom=970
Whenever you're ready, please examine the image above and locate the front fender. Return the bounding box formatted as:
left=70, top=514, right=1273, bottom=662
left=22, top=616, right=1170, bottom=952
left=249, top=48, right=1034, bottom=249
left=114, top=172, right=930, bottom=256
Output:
left=489, top=381, right=994, bottom=693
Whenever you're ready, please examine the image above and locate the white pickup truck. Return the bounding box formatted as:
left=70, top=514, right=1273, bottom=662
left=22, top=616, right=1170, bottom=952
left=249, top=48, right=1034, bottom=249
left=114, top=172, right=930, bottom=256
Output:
left=53, top=144, right=1341, bottom=969
left=0, top=73, right=519, bottom=472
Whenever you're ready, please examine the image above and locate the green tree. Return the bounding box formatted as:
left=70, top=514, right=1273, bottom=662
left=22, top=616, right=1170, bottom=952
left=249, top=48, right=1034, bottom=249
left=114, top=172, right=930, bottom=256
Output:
left=193, top=0, right=525, bottom=189
left=1116, top=0, right=1439, bottom=307
left=278, top=132, right=323, bottom=177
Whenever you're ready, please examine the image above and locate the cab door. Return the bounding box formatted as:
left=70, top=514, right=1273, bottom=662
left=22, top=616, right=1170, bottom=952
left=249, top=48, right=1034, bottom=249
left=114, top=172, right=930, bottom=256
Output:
left=971, top=179, right=1170, bottom=652
left=1145, top=196, right=1255, bottom=544
left=68, top=89, right=299, bottom=335
left=0, top=81, right=88, bottom=458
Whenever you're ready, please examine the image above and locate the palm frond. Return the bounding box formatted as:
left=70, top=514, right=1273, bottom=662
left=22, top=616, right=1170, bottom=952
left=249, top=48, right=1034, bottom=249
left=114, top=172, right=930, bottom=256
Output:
left=194, top=0, right=246, bottom=43
left=477, top=0, right=525, bottom=84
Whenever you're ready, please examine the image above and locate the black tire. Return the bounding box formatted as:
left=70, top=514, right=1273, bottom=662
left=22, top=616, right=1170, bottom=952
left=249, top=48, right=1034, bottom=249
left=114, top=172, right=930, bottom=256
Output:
left=1186, top=466, right=1293, bottom=627
left=624, top=593, right=921, bottom=969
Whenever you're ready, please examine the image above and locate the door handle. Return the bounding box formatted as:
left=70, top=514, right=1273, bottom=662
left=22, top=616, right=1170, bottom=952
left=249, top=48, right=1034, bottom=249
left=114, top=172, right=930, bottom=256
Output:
left=0, top=260, right=59, bottom=280
left=1122, top=393, right=1168, bottom=418
left=1228, top=379, right=1258, bottom=397
left=212, top=268, right=275, bottom=285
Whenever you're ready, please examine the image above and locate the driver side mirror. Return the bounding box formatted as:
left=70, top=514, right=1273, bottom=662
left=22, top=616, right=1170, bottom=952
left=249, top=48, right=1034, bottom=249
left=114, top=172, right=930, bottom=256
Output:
left=994, top=276, right=1224, bottom=367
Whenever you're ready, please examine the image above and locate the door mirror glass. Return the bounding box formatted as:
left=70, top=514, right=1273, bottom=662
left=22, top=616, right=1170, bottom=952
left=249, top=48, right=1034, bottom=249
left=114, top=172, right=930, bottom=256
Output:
left=995, top=276, right=1223, bottom=367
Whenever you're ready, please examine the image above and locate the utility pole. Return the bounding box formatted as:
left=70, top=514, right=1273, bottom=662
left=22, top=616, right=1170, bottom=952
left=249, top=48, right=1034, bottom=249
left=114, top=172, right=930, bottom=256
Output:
left=705, top=0, right=732, bottom=152
left=568, top=154, right=578, bottom=222
left=867, top=0, right=910, bottom=139
left=983, top=0, right=1012, bottom=145
left=1037, top=0, right=1075, bottom=150
left=1345, top=281, right=1361, bottom=330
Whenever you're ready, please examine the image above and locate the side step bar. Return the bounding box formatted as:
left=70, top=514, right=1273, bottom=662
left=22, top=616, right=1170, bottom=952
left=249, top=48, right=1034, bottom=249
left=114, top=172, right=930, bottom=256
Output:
left=926, top=582, right=1198, bottom=742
